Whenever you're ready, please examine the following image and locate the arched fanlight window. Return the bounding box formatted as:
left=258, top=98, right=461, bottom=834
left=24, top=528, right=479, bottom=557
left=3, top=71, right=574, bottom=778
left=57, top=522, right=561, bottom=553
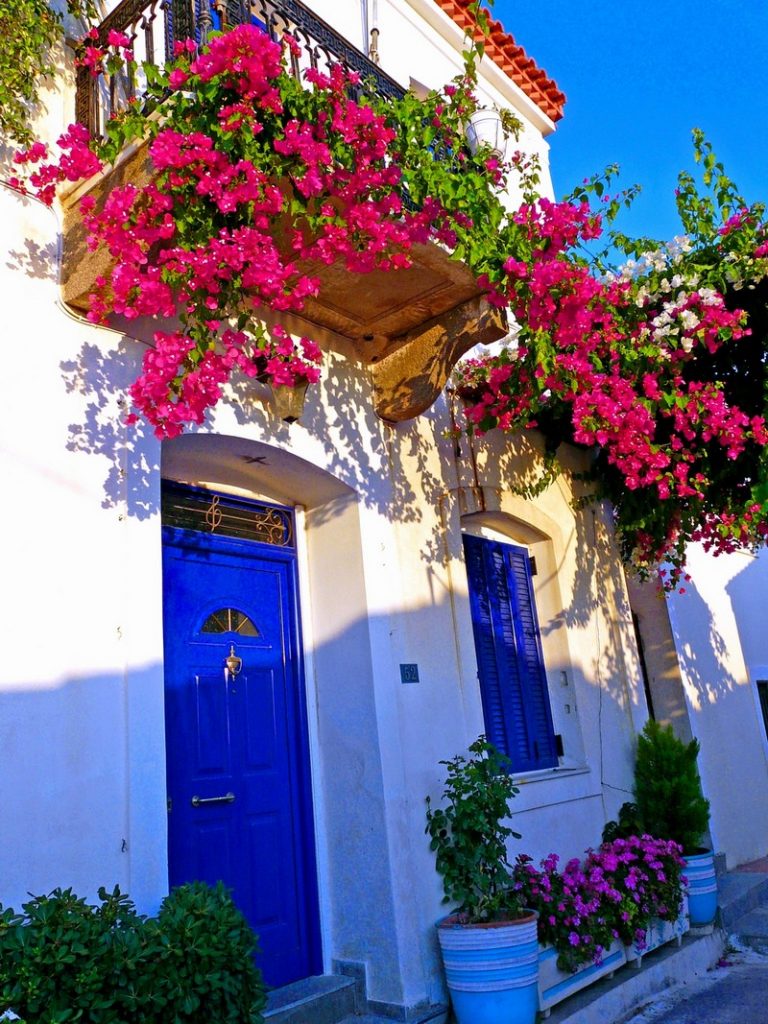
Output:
left=201, top=608, right=260, bottom=637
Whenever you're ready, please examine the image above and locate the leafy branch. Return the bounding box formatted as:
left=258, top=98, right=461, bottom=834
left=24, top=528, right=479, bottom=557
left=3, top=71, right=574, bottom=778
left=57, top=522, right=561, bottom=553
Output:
left=0, top=0, right=98, bottom=146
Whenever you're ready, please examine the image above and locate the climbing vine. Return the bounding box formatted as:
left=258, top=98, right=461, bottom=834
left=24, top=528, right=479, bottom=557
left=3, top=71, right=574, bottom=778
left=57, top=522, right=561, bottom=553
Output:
left=9, top=10, right=768, bottom=585
left=0, top=0, right=97, bottom=145
left=453, top=136, right=768, bottom=585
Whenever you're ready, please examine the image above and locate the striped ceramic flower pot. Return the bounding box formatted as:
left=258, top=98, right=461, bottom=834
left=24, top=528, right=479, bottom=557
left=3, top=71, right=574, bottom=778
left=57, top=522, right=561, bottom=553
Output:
left=684, top=851, right=718, bottom=926
left=437, top=912, right=539, bottom=1024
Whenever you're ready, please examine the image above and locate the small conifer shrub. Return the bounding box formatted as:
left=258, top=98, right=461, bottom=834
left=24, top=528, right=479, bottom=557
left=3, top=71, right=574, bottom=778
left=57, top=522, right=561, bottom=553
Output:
left=632, top=720, right=710, bottom=853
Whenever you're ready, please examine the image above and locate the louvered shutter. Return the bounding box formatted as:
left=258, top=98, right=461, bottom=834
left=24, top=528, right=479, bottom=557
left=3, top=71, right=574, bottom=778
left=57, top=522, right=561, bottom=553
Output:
left=463, top=534, right=558, bottom=772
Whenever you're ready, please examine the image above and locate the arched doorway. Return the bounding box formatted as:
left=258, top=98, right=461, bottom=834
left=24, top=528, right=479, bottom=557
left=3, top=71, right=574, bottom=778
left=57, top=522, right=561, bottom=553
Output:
left=161, top=481, right=321, bottom=987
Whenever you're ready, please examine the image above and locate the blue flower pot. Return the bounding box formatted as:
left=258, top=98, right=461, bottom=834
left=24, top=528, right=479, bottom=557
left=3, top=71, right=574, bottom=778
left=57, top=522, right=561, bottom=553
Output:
left=684, top=851, right=718, bottom=926
left=437, top=912, right=539, bottom=1024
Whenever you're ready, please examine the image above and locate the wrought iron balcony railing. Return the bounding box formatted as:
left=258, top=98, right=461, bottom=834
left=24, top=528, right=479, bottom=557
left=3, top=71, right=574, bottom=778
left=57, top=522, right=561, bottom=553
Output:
left=75, top=0, right=406, bottom=137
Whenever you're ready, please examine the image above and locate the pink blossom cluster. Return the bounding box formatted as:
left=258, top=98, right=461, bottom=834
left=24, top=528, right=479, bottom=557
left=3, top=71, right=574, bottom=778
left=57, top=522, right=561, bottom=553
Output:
left=126, top=325, right=322, bottom=437
left=10, top=123, right=102, bottom=205
left=512, top=852, right=619, bottom=972
left=584, top=836, right=686, bottom=949
left=75, top=27, right=135, bottom=78
left=457, top=195, right=768, bottom=582
left=15, top=23, right=466, bottom=437
left=12, top=18, right=768, bottom=575
left=512, top=835, right=685, bottom=972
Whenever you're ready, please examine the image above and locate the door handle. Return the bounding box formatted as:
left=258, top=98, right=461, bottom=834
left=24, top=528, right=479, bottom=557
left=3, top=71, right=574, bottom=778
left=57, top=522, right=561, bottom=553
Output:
left=191, top=792, right=235, bottom=807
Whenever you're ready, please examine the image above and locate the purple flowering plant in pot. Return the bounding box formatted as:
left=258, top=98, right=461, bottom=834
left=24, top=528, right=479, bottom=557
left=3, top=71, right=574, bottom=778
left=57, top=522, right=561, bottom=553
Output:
left=511, top=853, right=618, bottom=973
left=584, top=835, right=686, bottom=951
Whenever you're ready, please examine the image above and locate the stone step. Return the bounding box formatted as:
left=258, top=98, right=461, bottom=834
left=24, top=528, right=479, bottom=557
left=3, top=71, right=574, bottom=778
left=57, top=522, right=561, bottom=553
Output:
left=718, top=868, right=768, bottom=929
left=543, top=930, right=724, bottom=1024
left=337, top=1017, right=403, bottom=1024
left=264, top=975, right=357, bottom=1024
left=731, top=905, right=768, bottom=952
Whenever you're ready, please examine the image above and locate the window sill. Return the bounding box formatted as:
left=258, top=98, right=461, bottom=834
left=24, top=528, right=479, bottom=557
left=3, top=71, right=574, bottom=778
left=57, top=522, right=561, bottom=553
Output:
left=511, top=762, right=590, bottom=785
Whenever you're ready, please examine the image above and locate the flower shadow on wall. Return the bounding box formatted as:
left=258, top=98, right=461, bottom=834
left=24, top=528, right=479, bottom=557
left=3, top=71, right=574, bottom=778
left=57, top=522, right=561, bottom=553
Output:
left=226, top=340, right=425, bottom=526
left=58, top=326, right=450, bottom=530
left=441, top=420, right=609, bottom=628
left=61, top=341, right=159, bottom=520
left=231, top=341, right=457, bottom=531
left=5, top=234, right=59, bottom=283
left=666, top=569, right=739, bottom=711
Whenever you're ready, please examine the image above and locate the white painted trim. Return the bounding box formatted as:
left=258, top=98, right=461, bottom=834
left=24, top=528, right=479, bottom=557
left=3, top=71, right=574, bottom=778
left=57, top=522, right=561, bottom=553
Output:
left=294, top=504, right=334, bottom=974
left=392, top=0, right=557, bottom=135
left=512, top=765, right=591, bottom=787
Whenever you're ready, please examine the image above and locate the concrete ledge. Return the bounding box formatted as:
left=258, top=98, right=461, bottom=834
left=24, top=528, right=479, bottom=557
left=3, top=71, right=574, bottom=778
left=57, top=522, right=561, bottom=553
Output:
left=339, top=1016, right=447, bottom=1024
left=544, top=930, right=725, bottom=1024
left=364, top=997, right=449, bottom=1022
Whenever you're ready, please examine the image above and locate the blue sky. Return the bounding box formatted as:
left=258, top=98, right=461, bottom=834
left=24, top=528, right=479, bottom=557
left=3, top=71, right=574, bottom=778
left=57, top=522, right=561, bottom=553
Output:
left=494, top=1, right=768, bottom=245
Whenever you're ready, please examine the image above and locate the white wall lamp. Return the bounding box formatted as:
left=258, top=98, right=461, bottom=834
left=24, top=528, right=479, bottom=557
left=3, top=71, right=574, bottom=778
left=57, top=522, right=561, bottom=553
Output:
left=464, top=108, right=507, bottom=161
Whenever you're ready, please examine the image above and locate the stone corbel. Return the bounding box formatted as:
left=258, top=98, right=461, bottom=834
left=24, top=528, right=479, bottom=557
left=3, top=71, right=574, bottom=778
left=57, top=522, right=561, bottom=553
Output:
left=371, top=296, right=508, bottom=422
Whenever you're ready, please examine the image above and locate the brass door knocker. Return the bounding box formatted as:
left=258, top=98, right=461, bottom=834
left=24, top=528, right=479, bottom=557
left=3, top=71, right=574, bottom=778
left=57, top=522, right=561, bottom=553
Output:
left=224, top=644, right=242, bottom=682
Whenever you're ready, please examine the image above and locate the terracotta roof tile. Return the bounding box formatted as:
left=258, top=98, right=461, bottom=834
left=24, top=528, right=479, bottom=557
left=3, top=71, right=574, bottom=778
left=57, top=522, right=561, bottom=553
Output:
left=433, top=0, right=565, bottom=121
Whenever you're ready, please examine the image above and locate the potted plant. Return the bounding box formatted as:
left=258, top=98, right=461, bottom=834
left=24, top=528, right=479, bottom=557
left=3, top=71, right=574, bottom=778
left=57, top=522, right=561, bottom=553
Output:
left=586, top=834, right=688, bottom=966
left=511, top=853, right=626, bottom=1016
left=426, top=737, right=538, bottom=1024
left=242, top=323, right=322, bottom=423
left=629, top=720, right=716, bottom=926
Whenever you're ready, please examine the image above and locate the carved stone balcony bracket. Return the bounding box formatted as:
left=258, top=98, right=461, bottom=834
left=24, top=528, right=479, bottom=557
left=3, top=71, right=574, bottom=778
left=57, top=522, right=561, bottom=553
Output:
left=370, top=297, right=508, bottom=423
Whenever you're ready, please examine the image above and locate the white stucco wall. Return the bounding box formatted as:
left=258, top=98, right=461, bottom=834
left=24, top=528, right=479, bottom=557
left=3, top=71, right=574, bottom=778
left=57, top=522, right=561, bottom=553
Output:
left=0, top=2, right=648, bottom=1015
left=165, top=371, right=646, bottom=1007
left=0, top=176, right=647, bottom=1008
left=666, top=545, right=768, bottom=868
left=0, top=185, right=167, bottom=914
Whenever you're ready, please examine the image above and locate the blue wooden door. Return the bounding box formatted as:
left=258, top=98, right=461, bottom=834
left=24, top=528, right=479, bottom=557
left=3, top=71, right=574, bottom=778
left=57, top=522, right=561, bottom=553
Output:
left=162, top=504, right=321, bottom=988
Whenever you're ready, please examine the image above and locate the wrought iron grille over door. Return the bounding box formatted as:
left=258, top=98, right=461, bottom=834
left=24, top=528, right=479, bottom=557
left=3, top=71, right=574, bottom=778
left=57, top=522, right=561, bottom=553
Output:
left=161, top=482, right=294, bottom=548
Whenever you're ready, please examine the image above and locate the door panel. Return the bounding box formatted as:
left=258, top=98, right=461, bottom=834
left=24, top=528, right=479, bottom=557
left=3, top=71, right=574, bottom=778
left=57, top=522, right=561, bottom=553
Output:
left=163, top=523, right=320, bottom=988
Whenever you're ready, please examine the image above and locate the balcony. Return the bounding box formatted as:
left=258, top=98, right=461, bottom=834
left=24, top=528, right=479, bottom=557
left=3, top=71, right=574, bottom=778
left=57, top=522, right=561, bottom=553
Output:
left=62, top=0, right=506, bottom=421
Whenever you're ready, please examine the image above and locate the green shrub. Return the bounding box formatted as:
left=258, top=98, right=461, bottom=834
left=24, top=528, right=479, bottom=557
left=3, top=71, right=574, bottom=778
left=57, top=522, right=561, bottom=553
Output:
left=0, top=882, right=266, bottom=1023
left=632, top=720, right=710, bottom=853
left=426, top=736, right=524, bottom=923
left=152, top=881, right=266, bottom=1022
left=601, top=801, right=642, bottom=843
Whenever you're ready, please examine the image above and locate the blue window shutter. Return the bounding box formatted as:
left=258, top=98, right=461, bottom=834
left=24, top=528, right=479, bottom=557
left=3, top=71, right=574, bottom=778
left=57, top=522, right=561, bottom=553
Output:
left=463, top=535, right=523, bottom=757
left=463, top=534, right=558, bottom=772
